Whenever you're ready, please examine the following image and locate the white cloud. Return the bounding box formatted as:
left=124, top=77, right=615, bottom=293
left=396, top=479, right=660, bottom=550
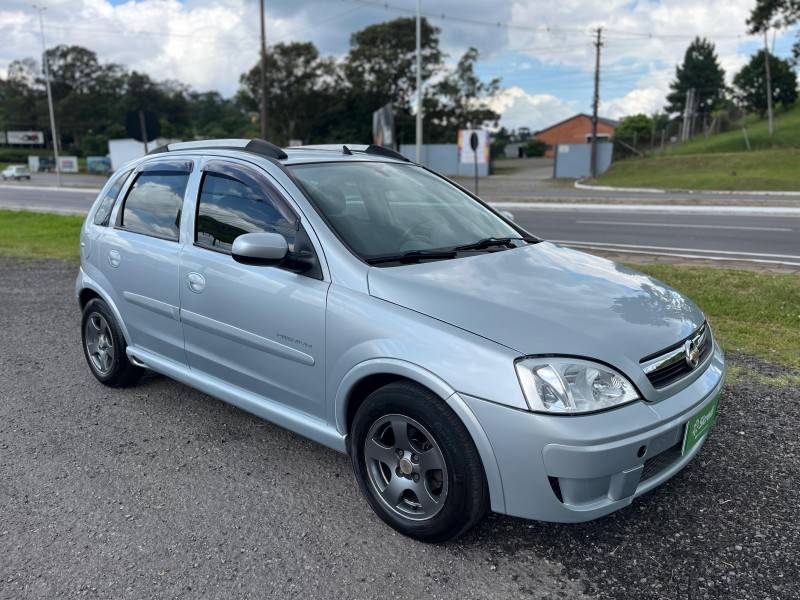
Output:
left=490, top=86, right=575, bottom=130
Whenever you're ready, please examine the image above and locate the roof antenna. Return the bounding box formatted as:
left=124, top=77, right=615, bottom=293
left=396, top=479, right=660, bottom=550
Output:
left=342, top=145, right=353, bottom=155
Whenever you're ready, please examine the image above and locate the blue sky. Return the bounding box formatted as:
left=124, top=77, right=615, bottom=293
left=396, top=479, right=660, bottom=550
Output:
left=1, top=0, right=798, bottom=131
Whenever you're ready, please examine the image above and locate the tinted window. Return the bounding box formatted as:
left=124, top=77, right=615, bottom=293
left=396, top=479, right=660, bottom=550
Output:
left=121, top=172, right=189, bottom=241
left=196, top=169, right=297, bottom=253
left=93, top=169, right=131, bottom=226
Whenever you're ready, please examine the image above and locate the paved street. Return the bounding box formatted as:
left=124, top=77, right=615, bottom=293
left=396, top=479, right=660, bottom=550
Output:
left=511, top=207, right=800, bottom=268
left=2, top=181, right=798, bottom=267
left=1, top=258, right=799, bottom=599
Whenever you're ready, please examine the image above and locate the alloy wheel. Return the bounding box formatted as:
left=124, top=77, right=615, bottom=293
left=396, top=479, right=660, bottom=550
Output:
left=85, top=312, right=115, bottom=375
left=363, top=414, right=449, bottom=521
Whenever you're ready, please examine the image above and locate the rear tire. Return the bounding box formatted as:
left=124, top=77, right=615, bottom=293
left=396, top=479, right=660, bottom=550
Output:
left=350, top=381, right=489, bottom=542
left=81, top=298, right=142, bottom=387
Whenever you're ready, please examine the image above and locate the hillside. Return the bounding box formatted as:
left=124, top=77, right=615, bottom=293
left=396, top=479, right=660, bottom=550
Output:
left=663, top=104, right=800, bottom=156
left=595, top=105, right=800, bottom=191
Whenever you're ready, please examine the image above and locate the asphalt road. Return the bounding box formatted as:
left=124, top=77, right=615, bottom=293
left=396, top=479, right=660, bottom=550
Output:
left=1, top=182, right=798, bottom=268
left=512, top=208, right=800, bottom=268
left=2, top=258, right=799, bottom=599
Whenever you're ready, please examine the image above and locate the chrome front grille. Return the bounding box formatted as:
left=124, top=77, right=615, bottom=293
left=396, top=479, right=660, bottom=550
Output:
left=641, top=323, right=712, bottom=389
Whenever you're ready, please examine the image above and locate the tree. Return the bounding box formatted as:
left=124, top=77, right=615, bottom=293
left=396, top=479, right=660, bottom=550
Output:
left=615, top=114, right=653, bottom=146
left=237, top=41, right=338, bottom=144
left=344, top=17, right=442, bottom=109
left=665, top=38, right=726, bottom=119
left=733, top=50, right=798, bottom=115
left=748, top=0, right=800, bottom=59
left=425, top=47, right=500, bottom=142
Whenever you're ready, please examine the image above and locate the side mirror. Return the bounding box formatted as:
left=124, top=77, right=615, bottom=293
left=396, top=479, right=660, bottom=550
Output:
left=500, top=210, right=515, bottom=222
left=231, top=232, right=288, bottom=266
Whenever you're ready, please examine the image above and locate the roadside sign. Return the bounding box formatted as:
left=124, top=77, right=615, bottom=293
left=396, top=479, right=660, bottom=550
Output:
left=372, top=103, right=395, bottom=148
left=8, top=131, right=44, bottom=145
left=458, top=129, right=488, bottom=165
left=58, top=156, right=79, bottom=173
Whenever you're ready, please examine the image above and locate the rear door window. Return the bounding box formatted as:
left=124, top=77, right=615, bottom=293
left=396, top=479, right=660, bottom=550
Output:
left=120, top=162, right=191, bottom=241
left=93, top=169, right=132, bottom=226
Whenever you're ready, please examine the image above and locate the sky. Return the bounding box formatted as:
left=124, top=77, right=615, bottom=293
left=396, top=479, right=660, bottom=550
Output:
left=1, top=0, right=798, bottom=132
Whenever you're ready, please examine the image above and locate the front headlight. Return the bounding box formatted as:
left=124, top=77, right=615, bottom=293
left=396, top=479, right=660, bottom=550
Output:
left=514, top=357, right=640, bottom=414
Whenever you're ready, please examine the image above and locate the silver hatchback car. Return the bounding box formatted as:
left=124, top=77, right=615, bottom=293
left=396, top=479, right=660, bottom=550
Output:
left=77, top=139, right=725, bottom=542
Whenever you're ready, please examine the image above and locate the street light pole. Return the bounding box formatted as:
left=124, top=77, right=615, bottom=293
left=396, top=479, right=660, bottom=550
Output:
left=34, top=5, right=61, bottom=186
left=259, top=0, right=268, bottom=140
left=415, top=0, right=422, bottom=163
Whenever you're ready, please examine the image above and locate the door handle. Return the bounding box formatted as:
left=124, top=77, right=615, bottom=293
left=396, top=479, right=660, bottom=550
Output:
left=108, top=249, right=121, bottom=268
left=186, top=272, right=206, bottom=293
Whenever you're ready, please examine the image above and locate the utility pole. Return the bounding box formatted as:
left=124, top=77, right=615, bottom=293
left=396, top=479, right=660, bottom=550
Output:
left=763, top=28, right=774, bottom=137
left=681, top=88, right=695, bottom=142
left=415, top=0, right=422, bottom=163
left=589, top=27, right=602, bottom=179
left=259, top=0, right=268, bottom=140
left=34, top=5, right=61, bottom=187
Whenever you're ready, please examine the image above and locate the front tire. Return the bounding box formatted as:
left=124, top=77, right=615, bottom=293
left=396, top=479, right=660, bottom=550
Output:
left=350, top=381, right=489, bottom=542
left=81, top=298, right=142, bottom=387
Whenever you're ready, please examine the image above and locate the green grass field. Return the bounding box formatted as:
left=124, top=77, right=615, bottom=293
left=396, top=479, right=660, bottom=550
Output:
left=1, top=209, right=797, bottom=371
left=663, top=104, right=800, bottom=156
left=596, top=148, right=800, bottom=191
left=596, top=104, right=800, bottom=191
left=0, top=210, right=84, bottom=261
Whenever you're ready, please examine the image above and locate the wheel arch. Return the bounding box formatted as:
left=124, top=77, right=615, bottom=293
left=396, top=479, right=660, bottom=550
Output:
left=76, top=271, right=132, bottom=345
left=335, top=358, right=506, bottom=513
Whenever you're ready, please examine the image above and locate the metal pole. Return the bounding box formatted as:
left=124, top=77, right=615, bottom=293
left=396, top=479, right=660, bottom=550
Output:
left=763, top=29, right=774, bottom=137
left=138, top=110, right=149, bottom=154
left=415, top=0, right=422, bottom=163
left=35, top=6, right=61, bottom=186
left=590, top=27, right=602, bottom=179
left=259, top=0, right=268, bottom=140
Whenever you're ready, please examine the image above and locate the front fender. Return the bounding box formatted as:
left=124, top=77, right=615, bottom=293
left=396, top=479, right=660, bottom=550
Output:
left=333, top=358, right=506, bottom=514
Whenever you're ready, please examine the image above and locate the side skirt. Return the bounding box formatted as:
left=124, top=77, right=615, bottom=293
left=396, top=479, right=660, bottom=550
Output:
left=126, top=346, right=347, bottom=453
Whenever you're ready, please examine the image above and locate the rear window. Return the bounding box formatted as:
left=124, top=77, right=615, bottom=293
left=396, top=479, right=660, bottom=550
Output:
left=93, top=169, right=131, bottom=226
left=120, top=171, right=189, bottom=241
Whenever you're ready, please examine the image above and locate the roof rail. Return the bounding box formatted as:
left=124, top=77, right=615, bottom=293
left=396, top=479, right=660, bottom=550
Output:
left=363, top=144, right=409, bottom=162
left=147, top=138, right=288, bottom=160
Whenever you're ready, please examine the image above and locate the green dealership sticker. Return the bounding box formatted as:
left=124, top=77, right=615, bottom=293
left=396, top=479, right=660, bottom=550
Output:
left=682, top=394, right=720, bottom=456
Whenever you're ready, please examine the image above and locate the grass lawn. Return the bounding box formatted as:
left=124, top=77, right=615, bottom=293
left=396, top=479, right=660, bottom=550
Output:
left=663, top=104, right=800, bottom=156
left=1, top=209, right=797, bottom=370
left=596, top=149, right=800, bottom=191
left=0, top=210, right=83, bottom=262
left=634, top=264, right=800, bottom=371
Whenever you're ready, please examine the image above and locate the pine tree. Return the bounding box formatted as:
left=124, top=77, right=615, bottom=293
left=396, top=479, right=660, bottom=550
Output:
left=665, top=38, right=726, bottom=118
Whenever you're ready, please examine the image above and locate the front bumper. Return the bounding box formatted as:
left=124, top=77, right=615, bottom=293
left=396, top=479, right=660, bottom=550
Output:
left=462, top=340, right=725, bottom=522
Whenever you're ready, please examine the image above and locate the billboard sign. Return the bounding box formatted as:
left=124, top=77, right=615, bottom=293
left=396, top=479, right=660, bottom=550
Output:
left=372, top=103, right=395, bottom=148
left=0, top=132, right=6, bottom=145
left=458, top=129, right=489, bottom=165
left=59, top=156, right=79, bottom=173
left=8, top=131, right=45, bottom=145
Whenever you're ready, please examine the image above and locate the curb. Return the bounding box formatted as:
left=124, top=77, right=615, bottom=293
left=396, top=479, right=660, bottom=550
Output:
left=574, top=179, right=800, bottom=197
left=0, top=183, right=101, bottom=194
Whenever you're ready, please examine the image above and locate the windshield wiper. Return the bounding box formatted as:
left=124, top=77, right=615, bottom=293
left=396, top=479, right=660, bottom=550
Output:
left=365, top=249, right=458, bottom=265
left=454, top=237, right=525, bottom=252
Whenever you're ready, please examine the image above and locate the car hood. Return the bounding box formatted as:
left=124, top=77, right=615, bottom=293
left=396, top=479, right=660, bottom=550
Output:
left=367, top=242, right=705, bottom=363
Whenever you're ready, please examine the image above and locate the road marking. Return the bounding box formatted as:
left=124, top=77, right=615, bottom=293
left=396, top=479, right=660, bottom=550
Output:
left=557, top=243, right=800, bottom=267
left=492, top=202, right=800, bottom=216
left=550, top=239, right=800, bottom=260
left=575, top=220, right=792, bottom=232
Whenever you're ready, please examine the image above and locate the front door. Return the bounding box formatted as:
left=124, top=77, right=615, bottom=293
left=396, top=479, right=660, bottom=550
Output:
left=101, top=159, right=193, bottom=364
left=179, top=159, right=329, bottom=419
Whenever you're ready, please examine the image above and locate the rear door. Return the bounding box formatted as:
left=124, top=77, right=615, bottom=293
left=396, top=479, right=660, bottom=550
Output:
left=100, top=158, right=193, bottom=364
left=179, top=158, right=329, bottom=419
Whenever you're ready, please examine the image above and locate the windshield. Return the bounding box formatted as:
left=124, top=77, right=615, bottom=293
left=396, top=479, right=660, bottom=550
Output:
left=289, top=161, right=523, bottom=261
